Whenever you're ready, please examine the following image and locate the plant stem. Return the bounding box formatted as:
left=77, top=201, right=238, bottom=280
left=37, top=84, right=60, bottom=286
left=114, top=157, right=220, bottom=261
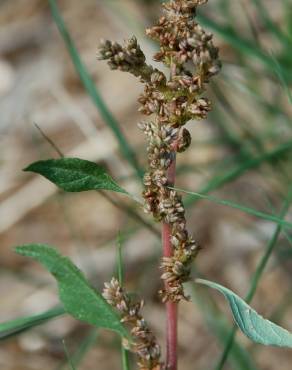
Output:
left=162, top=153, right=178, bottom=370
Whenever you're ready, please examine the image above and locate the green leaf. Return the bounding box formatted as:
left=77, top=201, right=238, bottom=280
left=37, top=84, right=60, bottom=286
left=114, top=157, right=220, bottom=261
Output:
left=15, top=244, right=128, bottom=338
left=0, top=307, right=65, bottom=340
left=196, top=279, right=292, bottom=348
left=24, top=158, right=128, bottom=195
left=185, top=283, right=258, bottom=370
left=214, top=186, right=292, bottom=370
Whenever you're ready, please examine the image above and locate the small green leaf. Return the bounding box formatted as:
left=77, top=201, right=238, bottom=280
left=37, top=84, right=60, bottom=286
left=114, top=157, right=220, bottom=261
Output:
left=24, top=158, right=128, bottom=195
left=196, top=279, right=292, bottom=348
left=16, top=244, right=128, bottom=338
left=0, top=307, right=65, bottom=340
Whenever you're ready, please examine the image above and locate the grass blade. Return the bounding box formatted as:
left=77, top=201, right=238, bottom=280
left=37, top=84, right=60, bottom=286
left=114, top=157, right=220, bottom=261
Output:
left=173, top=187, right=292, bottom=230
left=57, top=330, right=98, bottom=370
left=283, top=0, right=292, bottom=38
left=184, top=141, right=292, bottom=207
left=116, top=234, right=131, bottom=370
left=48, top=0, right=143, bottom=178
left=251, top=0, right=292, bottom=49
left=0, top=307, right=65, bottom=340
left=63, top=340, right=77, bottom=370
left=269, top=52, right=292, bottom=104
left=68, top=329, right=98, bottom=369
left=197, top=14, right=291, bottom=81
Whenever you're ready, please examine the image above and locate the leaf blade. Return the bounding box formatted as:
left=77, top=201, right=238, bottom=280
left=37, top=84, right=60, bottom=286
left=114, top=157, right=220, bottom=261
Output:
left=24, top=158, right=128, bottom=195
left=185, top=283, right=258, bottom=370
left=16, top=244, right=128, bottom=338
left=196, top=279, right=292, bottom=348
left=0, top=307, right=65, bottom=340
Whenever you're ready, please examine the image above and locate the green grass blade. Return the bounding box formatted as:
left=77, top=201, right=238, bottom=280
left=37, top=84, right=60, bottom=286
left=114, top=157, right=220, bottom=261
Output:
left=116, top=234, right=131, bottom=370
left=251, top=0, right=292, bottom=49
left=283, top=0, right=292, bottom=39
left=211, top=82, right=265, bottom=154
left=48, top=0, right=143, bottom=178
left=222, top=72, right=290, bottom=122
left=215, top=185, right=292, bottom=369
left=173, top=187, right=292, bottom=230
left=72, top=329, right=98, bottom=368
left=246, top=187, right=292, bottom=301
left=238, top=0, right=260, bottom=44
left=57, top=329, right=98, bottom=370
left=117, top=233, right=124, bottom=286
left=63, top=340, right=77, bottom=370
left=196, top=14, right=267, bottom=64
left=184, top=141, right=292, bottom=207
left=269, top=52, right=292, bottom=104
left=197, top=14, right=290, bottom=81
left=0, top=307, right=65, bottom=340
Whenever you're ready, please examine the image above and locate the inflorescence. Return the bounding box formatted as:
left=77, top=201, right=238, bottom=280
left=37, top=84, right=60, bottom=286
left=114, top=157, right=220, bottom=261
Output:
left=98, top=0, right=220, bottom=366
left=103, top=278, right=163, bottom=370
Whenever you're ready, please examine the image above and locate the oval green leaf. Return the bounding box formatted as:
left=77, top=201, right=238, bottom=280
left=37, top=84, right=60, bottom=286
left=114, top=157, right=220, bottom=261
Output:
left=24, top=158, right=128, bottom=195
left=16, top=244, right=128, bottom=338
left=196, top=278, right=292, bottom=348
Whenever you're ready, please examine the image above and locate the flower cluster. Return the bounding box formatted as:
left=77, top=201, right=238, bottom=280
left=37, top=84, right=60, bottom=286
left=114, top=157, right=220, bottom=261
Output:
left=103, top=278, right=163, bottom=370
left=98, top=0, right=220, bottom=302
left=97, top=37, right=165, bottom=83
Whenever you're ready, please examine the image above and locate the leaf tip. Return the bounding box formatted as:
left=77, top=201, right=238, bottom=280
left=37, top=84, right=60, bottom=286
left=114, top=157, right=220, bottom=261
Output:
left=195, top=278, right=207, bottom=285
left=15, top=245, right=26, bottom=256
left=23, top=162, right=38, bottom=173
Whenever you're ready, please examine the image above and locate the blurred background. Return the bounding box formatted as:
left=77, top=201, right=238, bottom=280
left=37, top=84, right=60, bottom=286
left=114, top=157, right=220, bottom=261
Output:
left=0, top=0, right=292, bottom=369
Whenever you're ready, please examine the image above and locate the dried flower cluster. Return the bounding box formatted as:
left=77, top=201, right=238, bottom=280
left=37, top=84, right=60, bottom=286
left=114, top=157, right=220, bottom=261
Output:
left=98, top=0, right=220, bottom=305
left=103, top=278, right=163, bottom=370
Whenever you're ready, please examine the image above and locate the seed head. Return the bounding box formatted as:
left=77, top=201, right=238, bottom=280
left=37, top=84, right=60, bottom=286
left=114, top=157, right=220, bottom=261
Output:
left=98, top=0, right=220, bottom=304
left=103, top=278, right=163, bottom=369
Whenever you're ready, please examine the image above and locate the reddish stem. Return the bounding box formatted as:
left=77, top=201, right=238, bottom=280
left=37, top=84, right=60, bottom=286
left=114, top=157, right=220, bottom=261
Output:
left=162, top=152, right=178, bottom=370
